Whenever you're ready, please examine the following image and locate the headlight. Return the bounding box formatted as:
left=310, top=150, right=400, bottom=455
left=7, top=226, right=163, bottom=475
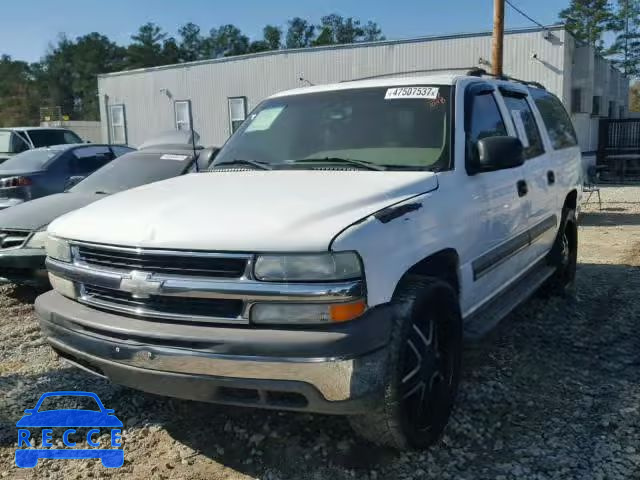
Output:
left=25, top=230, right=48, bottom=249
left=251, top=300, right=366, bottom=325
left=253, top=252, right=362, bottom=282
left=45, top=235, right=71, bottom=262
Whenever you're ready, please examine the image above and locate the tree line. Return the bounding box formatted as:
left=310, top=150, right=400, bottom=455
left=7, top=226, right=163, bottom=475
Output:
left=561, top=0, right=640, bottom=75
left=0, top=14, right=384, bottom=126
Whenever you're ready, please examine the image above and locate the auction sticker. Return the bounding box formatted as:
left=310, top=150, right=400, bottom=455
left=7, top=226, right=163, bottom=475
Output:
left=385, top=86, right=439, bottom=100
left=160, top=154, right=189, bottom=161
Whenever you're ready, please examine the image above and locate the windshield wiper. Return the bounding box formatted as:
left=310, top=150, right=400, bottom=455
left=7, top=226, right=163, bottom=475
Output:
left=290, top=157, right=386, bottom=171
left=214, top=159, right=272, bottom=170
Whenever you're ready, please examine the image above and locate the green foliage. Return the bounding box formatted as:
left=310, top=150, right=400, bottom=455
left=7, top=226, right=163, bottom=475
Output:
left=629, top=80, right=640, bottom=110
left=0, top=14, right=385, bottom=125
left=606, top=0, right=640, bottom=75
left=285, top=17, right=315, bottom=48
left=560, top=0, right=617, bottom=50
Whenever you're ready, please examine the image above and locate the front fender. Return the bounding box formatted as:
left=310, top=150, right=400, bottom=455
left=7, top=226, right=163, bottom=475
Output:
left=331, top=191, right=439, bottom=307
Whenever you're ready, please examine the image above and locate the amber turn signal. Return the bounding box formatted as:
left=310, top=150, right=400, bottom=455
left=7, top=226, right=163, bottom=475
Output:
left=329, top=300, right=367, bottom=323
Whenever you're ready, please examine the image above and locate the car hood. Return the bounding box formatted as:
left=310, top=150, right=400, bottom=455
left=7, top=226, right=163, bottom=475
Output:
left=49, top=170, right=439, bottom=251
left=16, top=410, right=123, bottom=428
left=0, top=193, right=104, bottom=231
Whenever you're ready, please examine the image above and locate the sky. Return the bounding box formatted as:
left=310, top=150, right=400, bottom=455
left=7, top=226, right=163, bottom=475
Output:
left=2, top=0, right=571, bottom=62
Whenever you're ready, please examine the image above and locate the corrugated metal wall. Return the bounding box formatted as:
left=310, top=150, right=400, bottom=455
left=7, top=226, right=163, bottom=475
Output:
left=99, top=27, right=570, bottom=148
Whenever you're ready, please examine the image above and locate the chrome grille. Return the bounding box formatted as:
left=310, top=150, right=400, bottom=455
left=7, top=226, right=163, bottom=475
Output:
left=74, top=244, right=249, bottom=278
left=0, top=229, right=30, bottom=250
left=81, top=285, right=244, bottom=322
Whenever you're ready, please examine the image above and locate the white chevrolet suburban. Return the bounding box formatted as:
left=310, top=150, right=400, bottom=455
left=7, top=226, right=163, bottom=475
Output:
left=36, top=72, right=581, bottom=450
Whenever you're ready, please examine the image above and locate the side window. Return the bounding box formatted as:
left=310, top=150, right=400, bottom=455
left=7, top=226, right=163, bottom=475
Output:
left=501, top=92, right=544, bottom=159
left=110, top=146, right=133, bottom=157
left=70, top=146, right=114, bottom=175
left=467, top=92, right=508, bottom=166
left=11, top=133, right=29, bottom=153
left=530, top=89, right=578, bottom=150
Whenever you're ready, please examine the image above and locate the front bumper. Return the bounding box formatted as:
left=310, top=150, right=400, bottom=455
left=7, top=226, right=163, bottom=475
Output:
left=36, top=291, right=392, bottom=414
left=0, top=248, right=47, bottom=285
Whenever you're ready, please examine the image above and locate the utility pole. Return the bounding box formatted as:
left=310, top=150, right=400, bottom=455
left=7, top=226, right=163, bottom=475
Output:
left=492, top=0, right=505, bottom=77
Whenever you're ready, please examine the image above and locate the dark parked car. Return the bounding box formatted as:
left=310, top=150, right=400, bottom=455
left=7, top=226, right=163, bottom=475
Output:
left=0, top=143, right=218, bottom=285
left=0, top=143, right=134, bottom=210
left=0, top=127, right=84, bottom=163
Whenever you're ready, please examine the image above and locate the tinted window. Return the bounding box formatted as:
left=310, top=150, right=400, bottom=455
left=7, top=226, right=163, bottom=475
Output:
left=27, top=129, right=82, bottom=147
left=214, top=86, right=452, bottom=170
left=501, top=93, right=544, bottom=159
left=0, top=148, right=59, bottom=171
left=468, top=92, right=508, bottom=144
left=530, top=89, right=578, bottom=150
left=71, top=151, right=192, bottom=194
left=111, top=146, right=134, bottom=157
left=70, top=146, right=114, bottom=174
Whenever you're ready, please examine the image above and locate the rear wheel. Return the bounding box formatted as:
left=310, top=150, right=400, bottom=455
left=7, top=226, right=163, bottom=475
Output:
left=544, top=208, right=578, bottom=295
left=349, top=276, right=462, bottom=450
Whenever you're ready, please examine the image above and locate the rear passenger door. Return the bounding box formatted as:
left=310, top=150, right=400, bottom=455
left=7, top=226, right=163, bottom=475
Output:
left=499, top=87, right=557, bottom=264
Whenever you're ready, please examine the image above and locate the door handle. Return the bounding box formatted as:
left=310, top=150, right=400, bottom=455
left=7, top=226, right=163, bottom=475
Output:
left=517, top=180, right=528, bottom=197
left=547, top=170, right=555, bottom=185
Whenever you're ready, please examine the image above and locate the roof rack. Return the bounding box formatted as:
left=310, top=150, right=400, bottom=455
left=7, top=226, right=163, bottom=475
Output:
left=467, top=67, right=546, bottom=90
left=342, top=67, right=482, bottom=82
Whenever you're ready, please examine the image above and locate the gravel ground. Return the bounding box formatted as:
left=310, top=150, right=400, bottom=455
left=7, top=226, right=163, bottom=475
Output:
left=1, top=185, right=639, bottom=480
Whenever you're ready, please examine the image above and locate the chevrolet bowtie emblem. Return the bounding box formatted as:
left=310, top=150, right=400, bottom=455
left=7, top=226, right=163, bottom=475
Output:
left=120, top=271, right=163, bottom=299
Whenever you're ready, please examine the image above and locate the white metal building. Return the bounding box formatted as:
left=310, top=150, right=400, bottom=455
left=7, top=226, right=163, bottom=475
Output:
left=98, top=25, right=628, bottom=153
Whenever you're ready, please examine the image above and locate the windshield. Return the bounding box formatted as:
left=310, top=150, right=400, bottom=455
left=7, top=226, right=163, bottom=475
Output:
left=213, top=85, right=451, bottom=170
left=70, top=151, right=192, bottom=194
left=0, top=148, right=59, bottom=171
left=28, top=129, right=81, bottom=147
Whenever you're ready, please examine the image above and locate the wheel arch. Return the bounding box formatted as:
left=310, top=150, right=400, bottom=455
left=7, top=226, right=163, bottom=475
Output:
left=564, top=189, right=578, bottom=211
left=393, top=248, right=461, bottom=298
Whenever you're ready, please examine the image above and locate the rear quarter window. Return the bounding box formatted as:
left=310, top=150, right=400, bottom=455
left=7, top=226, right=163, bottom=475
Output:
left=530, top=89, right=578, bottom=150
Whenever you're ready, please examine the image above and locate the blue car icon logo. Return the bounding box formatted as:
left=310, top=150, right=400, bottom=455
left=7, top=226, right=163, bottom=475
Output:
left=15, top=391, right=123, bottom=468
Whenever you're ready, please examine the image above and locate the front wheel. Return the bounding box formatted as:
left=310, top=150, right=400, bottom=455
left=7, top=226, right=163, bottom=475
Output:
left=349, top=276, right=462, bottom=450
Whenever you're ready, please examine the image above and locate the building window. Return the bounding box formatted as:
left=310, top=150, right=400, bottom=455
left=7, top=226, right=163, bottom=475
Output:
left=608, top=101, right=616, bottom=118
left=619, top=105, right=625, bottom=119
left=228, top=97, right=247, bottom=133
left=175, top=100, right=192, bottom=131
left=592, top=96, right=601, bottom=116
left=109, top=105, right=127, bottom=144
left=571, top=88, right=582, bottom=113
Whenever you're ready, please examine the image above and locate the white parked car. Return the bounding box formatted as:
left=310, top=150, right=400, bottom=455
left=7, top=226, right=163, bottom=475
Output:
left=0, top=127, right=83, bottom=163
left=36, top=72, right=581, bottom=450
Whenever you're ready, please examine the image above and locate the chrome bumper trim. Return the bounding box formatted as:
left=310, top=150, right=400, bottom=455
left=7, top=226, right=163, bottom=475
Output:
left=42, top=318, right=386, bottom=402
left=46, top=258, right=364, bottom=303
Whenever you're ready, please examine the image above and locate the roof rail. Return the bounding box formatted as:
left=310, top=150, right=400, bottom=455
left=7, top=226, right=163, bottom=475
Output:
left=466, top=67, right=546, bottom=90
left=342, top=67, right=482, bottom=82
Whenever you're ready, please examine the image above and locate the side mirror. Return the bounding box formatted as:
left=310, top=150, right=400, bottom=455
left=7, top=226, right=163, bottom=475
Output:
left=65, top=175, right=85, bottom=190
left=469, top=136, right=524, bottom=174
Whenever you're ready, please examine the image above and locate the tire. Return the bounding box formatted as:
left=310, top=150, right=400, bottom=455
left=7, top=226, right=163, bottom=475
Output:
left=544, top=208, right=578, bottom=296
left=348, top=275, right=462, bottom=450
